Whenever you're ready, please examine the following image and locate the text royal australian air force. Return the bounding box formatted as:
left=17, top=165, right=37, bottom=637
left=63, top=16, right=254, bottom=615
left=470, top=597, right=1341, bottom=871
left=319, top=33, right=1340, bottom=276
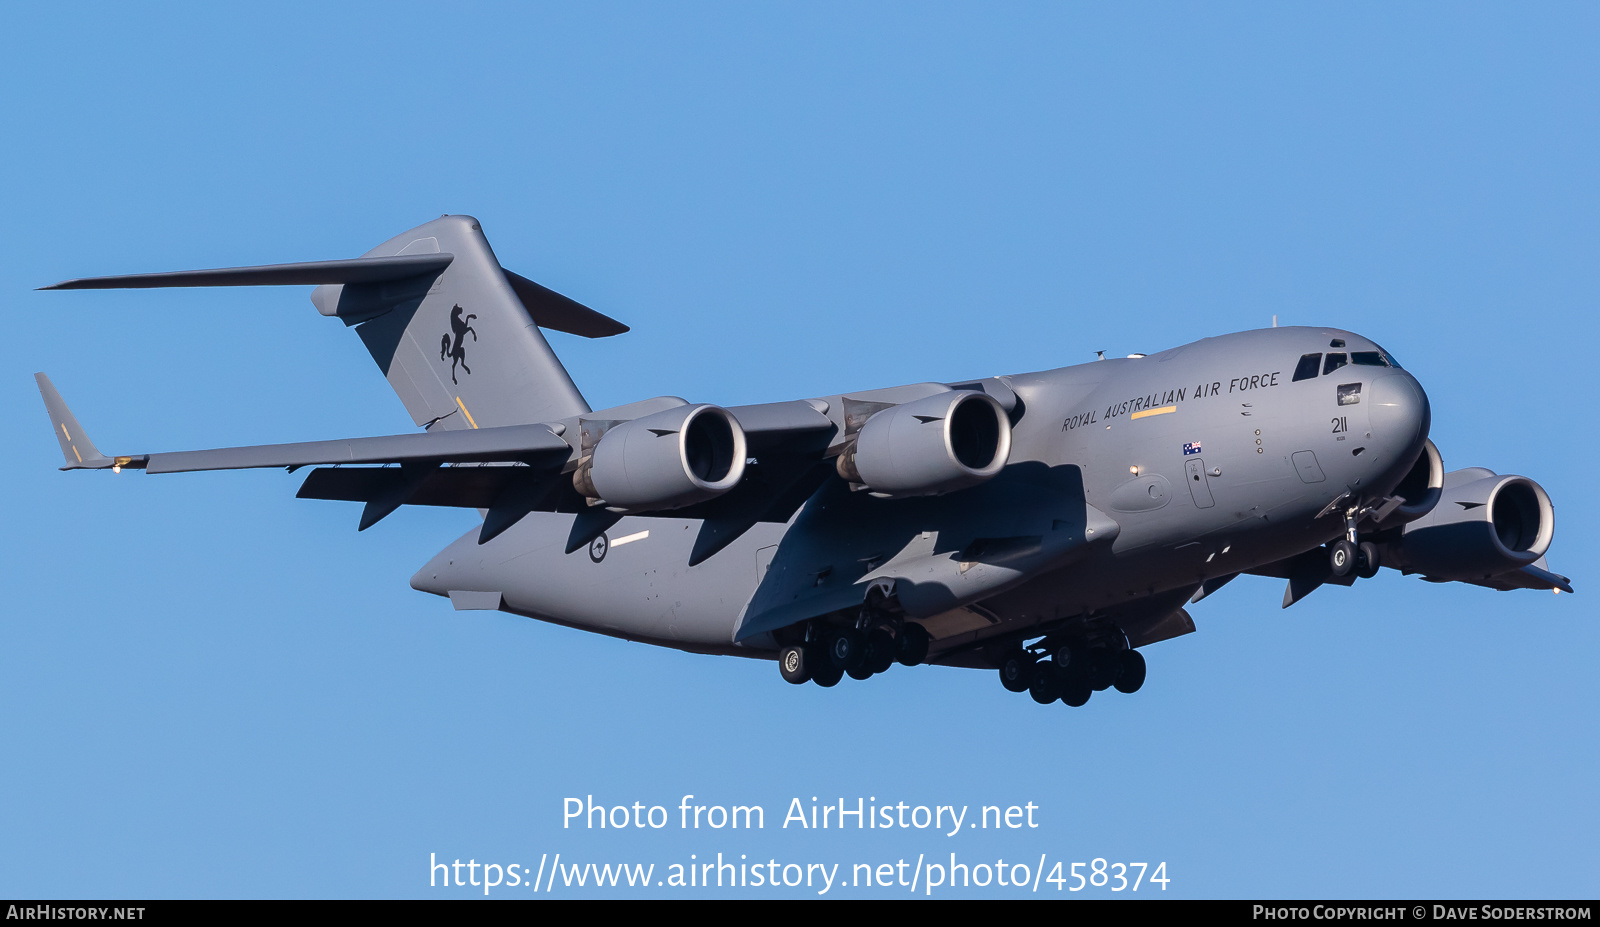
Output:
left=1060, top=369, right=1284, bottom=432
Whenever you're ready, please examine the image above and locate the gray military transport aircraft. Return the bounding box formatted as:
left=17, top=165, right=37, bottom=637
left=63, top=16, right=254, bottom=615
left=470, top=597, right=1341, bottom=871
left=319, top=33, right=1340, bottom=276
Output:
left=35, top=216, right=1572, bottom=707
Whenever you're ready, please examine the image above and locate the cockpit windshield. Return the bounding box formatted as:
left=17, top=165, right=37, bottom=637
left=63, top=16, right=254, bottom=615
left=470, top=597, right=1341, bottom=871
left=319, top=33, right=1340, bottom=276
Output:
left=1293, top=343, right=1401, bottom=381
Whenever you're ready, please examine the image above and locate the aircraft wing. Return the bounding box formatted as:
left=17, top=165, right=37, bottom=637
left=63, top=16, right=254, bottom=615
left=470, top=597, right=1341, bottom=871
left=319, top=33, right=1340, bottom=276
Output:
left=37, top=373, right=570, bottom=474
left=302, top=399, right=836, bottom=549
left=36, top=372, right=573, bottom=530
left=139, top=425, right=569, bottom=474
left=38, top=373, right=838, bottom=544
left=1252, top=546, right=1573, bottom=609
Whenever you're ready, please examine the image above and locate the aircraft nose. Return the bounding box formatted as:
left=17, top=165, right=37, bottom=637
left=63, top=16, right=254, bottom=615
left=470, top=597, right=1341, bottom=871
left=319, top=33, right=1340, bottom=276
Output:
left=1368, top=371, right=1430, bottom=453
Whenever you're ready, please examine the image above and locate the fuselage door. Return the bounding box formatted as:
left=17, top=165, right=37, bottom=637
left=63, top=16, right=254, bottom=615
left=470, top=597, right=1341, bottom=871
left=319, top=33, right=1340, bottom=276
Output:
left=1292, top=450, right=1326, bottom=483
left=1184, top=458, right=1215, bottom=508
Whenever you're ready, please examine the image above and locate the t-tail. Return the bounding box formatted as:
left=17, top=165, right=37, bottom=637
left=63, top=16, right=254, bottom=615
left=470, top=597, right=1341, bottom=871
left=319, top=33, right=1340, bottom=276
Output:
left=41, top=215, right=627, bottom=431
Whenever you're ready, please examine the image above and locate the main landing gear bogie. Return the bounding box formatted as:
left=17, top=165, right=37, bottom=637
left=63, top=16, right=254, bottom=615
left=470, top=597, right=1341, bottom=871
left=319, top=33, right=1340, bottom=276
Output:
left=995, top=639, right=1147, bottom=708
left=778, top=621, right=931, bottom=687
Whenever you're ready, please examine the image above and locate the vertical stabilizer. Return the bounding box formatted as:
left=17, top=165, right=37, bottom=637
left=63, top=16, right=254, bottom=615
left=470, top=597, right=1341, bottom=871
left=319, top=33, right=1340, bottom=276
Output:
left=310, top=216, right=590, bottom=431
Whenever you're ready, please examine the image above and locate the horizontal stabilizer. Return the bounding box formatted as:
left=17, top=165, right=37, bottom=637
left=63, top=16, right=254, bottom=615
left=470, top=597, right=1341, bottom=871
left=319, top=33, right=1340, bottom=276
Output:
left=503, top=268, right=628, bottom=338
left=35, top=373, right=113, bottom=470
left=40, top=254, right=454, bottom=290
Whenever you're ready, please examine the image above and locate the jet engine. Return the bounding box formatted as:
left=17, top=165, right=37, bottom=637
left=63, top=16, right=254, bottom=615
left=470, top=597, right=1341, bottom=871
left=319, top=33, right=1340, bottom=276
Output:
left=1382, top=438, right=1444, bottom=524
left=835, top=390, right=1011, bottom=496
left=574, top=404, right=747, bottom=510
left=1380, top=468, right=1555, bottom=583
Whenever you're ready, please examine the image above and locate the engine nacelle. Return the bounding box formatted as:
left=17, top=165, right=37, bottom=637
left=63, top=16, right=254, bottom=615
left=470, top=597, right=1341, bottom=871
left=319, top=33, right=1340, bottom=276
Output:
left=1383, top=469, right=1555, bottom=582
left=836, top=390, right=1011, bottom=496
left=1382, top=438, right=1444, bottom=525
left=575, top=404, right=747, bottom=510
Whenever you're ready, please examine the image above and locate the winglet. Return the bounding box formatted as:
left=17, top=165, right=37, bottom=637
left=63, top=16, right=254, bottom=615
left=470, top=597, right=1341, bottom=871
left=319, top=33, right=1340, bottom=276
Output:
left=35, top=373, right=118, bottom=470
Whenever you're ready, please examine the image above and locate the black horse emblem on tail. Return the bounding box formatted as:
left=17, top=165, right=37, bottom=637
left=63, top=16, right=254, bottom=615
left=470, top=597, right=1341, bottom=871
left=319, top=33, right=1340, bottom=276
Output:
left=439, top=304, right=477, bottom=385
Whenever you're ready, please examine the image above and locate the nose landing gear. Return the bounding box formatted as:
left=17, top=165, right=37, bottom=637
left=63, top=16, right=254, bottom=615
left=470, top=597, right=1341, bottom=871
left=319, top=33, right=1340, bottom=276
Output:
left=1329, top=537, right=1381, bottom=579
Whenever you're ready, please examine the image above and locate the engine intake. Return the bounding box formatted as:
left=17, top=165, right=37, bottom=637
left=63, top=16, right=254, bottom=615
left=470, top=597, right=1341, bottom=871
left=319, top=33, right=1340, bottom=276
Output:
left=1385, top=438, right=1444, bottom=523
left=575, top=404, right=747, bottom=510
left=836, top=390, right=1011, bottom=496
left=1384, top=470, right=1555, bottom=582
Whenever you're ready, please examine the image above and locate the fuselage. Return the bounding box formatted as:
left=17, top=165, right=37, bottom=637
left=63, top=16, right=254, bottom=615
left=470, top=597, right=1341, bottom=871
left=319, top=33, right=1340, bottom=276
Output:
left=412, top=326, right=1430, bottom=661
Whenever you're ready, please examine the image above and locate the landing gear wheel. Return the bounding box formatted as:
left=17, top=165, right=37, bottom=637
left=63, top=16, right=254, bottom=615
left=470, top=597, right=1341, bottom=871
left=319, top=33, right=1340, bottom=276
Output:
left=1085, top=649, right=1119, bottom=692
left=1113, top=649, right=1147, bottom=694
left=778, top=644, right=813, bottom=685
left=1329, top=539, right=1357, bottom=577
left=1028, top=662, right=1064, bottom=704
left=1054, top=644, right=1090, bottom=692
left=998, top=650, right=1033, bottom=693
left=811, top=661, right=843, bottom=688
left=828, top=629, right=865, bottom=671
left=1356, top=541, right=1381, bottom=579
left=896, top=623, right=931, bottom=666
left=867, top=629, right=897, bottom=674
left=1060, top=684, right=1091, bottom=708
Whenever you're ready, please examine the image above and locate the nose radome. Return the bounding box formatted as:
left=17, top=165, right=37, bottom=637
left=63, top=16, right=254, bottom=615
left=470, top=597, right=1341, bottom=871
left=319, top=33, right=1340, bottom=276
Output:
left=1369, top=372, right=1430, bottom=452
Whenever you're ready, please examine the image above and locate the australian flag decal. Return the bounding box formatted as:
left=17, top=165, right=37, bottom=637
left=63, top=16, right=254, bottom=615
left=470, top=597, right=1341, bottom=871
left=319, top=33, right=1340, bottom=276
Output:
left=1183, top=441, right=1203, bottom=456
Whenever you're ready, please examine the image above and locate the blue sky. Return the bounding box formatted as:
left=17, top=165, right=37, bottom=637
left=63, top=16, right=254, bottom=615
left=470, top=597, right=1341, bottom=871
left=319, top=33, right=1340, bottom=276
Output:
left=2, top=3, right=1595, bottom=898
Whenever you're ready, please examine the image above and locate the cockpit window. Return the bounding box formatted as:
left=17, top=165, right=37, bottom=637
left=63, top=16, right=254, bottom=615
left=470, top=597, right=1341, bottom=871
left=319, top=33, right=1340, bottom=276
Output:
left=1374, top=344, right=1402, bottom=369
left=1351, top=351, right=1388, bottom=367
left=1293, top=353, right=1322, bottom=382
left=1323, top=353, right=1348, bottom=375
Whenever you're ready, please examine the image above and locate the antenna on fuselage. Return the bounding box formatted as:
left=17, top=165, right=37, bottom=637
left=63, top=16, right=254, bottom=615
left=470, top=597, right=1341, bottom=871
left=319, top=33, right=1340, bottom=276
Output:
left=1095, top=350, right=1105, bottom=361
left=1272, top=314, right=1278, bottom=327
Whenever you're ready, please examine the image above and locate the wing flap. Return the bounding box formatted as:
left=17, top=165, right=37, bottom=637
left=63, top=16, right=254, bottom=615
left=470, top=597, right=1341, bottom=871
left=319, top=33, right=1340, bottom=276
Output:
left=145, top=423, right=570, bottom=473
left=296, top=465, right=555, bottom=510
left=1429, top=559, right=1574, bottom=593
